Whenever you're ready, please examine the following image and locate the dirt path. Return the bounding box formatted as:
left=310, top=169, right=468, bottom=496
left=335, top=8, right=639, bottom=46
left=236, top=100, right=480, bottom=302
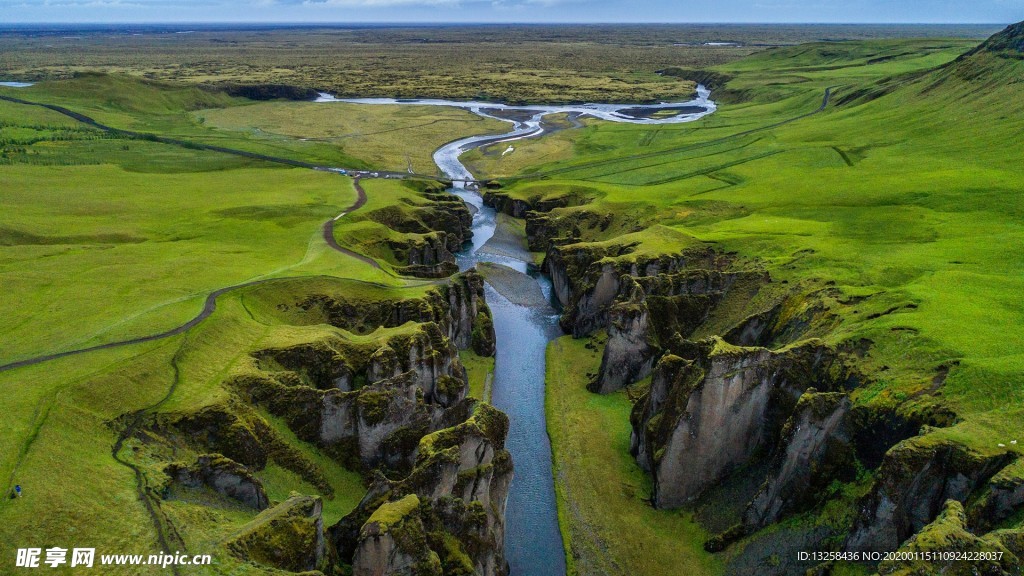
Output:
left=0, top=103, right=390, bottom=374
left=0, top=177, right=391, bottom=374
left=321, top=177, right=383, bottom=270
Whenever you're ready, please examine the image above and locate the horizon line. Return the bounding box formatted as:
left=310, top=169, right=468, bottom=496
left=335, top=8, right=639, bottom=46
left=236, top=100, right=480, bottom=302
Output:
left=0, top=21, right=1012, bottom=26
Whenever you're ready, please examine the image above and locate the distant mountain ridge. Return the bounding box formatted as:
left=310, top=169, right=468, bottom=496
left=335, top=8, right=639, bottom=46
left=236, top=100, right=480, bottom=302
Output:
left=970, top=20, right=1024, bottom=56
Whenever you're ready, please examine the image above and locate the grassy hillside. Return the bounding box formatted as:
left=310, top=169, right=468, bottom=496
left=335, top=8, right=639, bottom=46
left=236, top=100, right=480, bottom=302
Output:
left=0, top=72, right=515, bottom=366
left=505, top=27, right=1024, bottom=575
left=0, top=278, right=440, bottom=573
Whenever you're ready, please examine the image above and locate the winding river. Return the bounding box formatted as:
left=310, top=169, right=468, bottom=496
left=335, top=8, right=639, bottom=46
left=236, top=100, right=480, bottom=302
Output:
left=318, top=88, right=716, bottom=575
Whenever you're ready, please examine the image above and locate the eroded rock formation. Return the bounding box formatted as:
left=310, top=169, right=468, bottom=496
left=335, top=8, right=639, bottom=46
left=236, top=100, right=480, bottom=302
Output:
left=630, top=338, right=849, bottom=508
left=134, top=271, right=507, bottom=574
left=166, top=453, right=270, bottom=510
left=360, top=181, right=473, bottom=278
left=226, top=494, right=328, bottom=572
left=333, top=402, right=513, bottom=576
left=846, top=438, right=1014, bottom=553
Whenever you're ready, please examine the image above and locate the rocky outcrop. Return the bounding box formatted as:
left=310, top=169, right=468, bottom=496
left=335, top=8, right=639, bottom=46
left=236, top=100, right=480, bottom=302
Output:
left=967, top=469, right=1024, bottom=532
left=590, top=277, right=657, bottom=394
left=333, top=402, right=512, bottom=576
left=254, top=340, right=355, bottom=391
left=877, top=500, right=1021, bottom=576
left=361, top=180, right=471, bottom=278
left=743, top=391, right=854, bottom=529
left=153, top=405, right=272, bottom=470
left=293, top=271, right=496, bottom=359
left=227, top=494, right=328, bottom=573
left=483, top=187, right=589, bottom=220
left=240, top=339, right=472, bottom=474
left=129, top=267, right=508, bottom=575
left=370, top=197, right=472, bottom=250
left=364, top=323, right=468, bottom=400
left=351, top=494, right=441, bottom=575
left=221, top=83, right=320, bottom=101
left=544, top=243, right=738, bottom=338
left=630, top=338, right=848, bottom=508
left=589, top=265, right=760, bottom=394
left=390, top=232, right=460, bottom=278
left=546, top=249, right=625, bottom=336
left=441, top=271, right=495, bottom=355
left=483, top=192, right=534, bottom=219
left=166, top=453, right=269, bottom=510
left=846, top=437, right=1014, bottom=553
left=235, top=272, right=498, bottom=477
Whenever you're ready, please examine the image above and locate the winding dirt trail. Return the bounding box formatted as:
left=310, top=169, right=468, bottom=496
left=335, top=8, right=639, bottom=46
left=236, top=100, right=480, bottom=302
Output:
left=0, top=165, right=375, bottom=374
left=321, top=177, right=383, bottom=270
left=0, top=101, right=389, bottom=374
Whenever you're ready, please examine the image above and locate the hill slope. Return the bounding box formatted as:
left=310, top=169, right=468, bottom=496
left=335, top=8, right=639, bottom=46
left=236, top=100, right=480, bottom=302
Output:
left=492, top=21, right=1024, bottom=576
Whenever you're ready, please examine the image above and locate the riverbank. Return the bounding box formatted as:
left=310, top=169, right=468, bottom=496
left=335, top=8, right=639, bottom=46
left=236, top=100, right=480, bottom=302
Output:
left=546, top=335, right=722, bottom=576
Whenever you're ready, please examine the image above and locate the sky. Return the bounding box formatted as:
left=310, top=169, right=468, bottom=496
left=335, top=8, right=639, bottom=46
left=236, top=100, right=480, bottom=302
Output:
left=1, top=0, right=1021, bottom=24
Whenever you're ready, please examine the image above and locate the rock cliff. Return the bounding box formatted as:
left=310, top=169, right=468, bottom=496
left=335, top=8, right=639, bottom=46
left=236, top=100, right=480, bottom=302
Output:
left=877, top=500, right=1022, bottom=576
left=133, top=271, right=507, bottom=574
left=226, top=494, right=328, bottom=572
left=293, top=271, right=495, bottom=357
left=239, top=317, right=482, bottom=475
left=166, top=453, right=270, bottom=510
left=333, top=402, right=513, bottom=576
left=389, top=232, right=461, bottom=278
left=590, top=276, right=656, bottom=394
left=361, top=180, right=473, bottom=278
left=846, top=437, right=1014, bottom=553
left=743, top=391, right=854, bottom=529
left=630, top=338, right=849, bottom=508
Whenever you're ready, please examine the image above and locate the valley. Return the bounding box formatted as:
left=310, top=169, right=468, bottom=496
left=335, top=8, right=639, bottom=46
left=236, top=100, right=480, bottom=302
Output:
left=1, top=21, right=1022, bottom=576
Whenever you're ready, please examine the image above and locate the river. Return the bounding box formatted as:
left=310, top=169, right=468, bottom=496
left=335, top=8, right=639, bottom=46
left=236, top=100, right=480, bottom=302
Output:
left=320, top=88, right=716, bottom=575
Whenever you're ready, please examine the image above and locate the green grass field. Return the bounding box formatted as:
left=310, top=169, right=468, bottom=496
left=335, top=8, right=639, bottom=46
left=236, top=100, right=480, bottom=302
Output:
left=197, top=101, right=507, bottom=175
left=1, top=73, right=506, bottom=173
left=0, top=162, right=394, bottom=363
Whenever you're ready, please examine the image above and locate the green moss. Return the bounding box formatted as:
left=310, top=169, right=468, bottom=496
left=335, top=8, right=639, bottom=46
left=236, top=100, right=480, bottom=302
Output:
left=227, top=494, right=325, bottom=573
left=880, top=500, right=1020, bottom=576
left=471, top=311, right=496, bottom=357
left=439, top=532, right=476, bottom=575
left=366, top=494, right=421, bottom=533
left=356, top=390, right=393, bottom=426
